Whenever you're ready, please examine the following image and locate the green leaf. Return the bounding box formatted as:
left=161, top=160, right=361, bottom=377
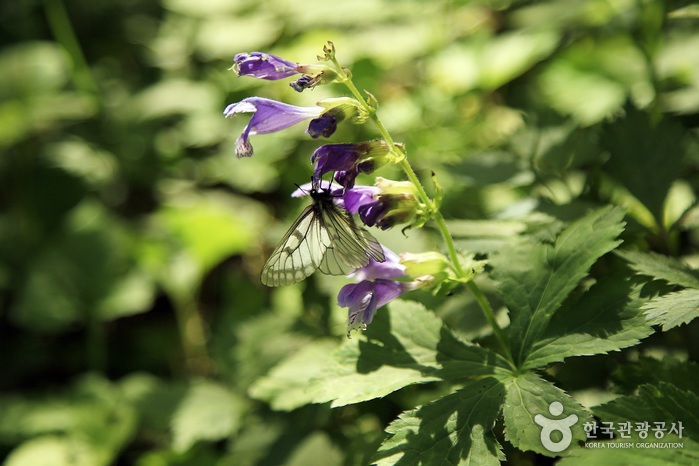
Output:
left=449, top=217, right=527, bottom=253
left=643, top=289, right=699, bottom=331
left=428, top=30, right=558, bottom=93
left=171, top=380, right=246, bottom=452
left=490, top=206, right=626, bottom=365
left=10, top=202, right=155, bottom=332
left=286, top=432, right=344, bottom=466
left=559, top=438, right=699, bottom=465
left=141, top=191, right=266, bottom=299
left=594, top=382, right=699, bottom=440
left=4, top=436, right=98, bottom=466
left=373, top=378, right=505, bottom=466
left=601, top=110, right=685, bottom=226
left=0, top=375, right=137, bottom=466
left=616, top=250, right=699, bottom=288
left=523, top=276, right=653, bottom=369
left=249, top=300, right=511, bottom=409
left=536, top=36, right=650, bottom=125
left=503, top=372, right=592, bottom=457
left=248, top=340, right=339, bottom=411
left=135, top=79, right=220, bottom=119
left=612, top=357, right=699, bottom=395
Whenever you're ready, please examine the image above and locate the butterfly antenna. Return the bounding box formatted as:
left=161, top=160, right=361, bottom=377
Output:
left=295, top=183, right=309, bottom=195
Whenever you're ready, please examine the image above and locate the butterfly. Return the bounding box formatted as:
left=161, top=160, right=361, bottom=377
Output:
left=261, top=181, right=385, bottom=286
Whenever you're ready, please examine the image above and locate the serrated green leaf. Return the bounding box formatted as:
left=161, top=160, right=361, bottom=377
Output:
left=250, top=300, right=511, bottom=410
left=612, top=357, right=699, bottom=395
left=643, top=289, right=699, bottom=331
left=490, top=206, right=625, bottom=365
left=248, top=340, right=339, bottom=411
left=594, top=383, right=699, bottom=440
left=523, top=276, right=653, bottom=369
left=171, top=380, right=245, bottom=452
left=373, top=378, right=505, bottom=466
left=601, top=110, right=685, bottom=226
left=559, top=437, right=699, bottom=465
left=616, top=250, right=699, bottom=288
left=503, top=372, right=592, bottom=457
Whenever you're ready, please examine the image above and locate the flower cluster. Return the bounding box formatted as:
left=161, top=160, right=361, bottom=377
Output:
left=225, top=44, right=441, bottom=335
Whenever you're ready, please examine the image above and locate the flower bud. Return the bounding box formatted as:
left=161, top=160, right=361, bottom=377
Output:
left=399, top=252, right=451, bottom=278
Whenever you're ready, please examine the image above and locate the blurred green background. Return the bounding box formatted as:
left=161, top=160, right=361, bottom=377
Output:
left=1, top=0, right=698, bottom=464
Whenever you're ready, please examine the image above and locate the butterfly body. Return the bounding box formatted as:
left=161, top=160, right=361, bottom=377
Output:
left=261, top=186, right=385, bottom=287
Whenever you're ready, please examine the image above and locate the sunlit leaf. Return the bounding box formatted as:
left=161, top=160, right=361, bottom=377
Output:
left=250, top=300, right=511, bottom=410
left=374, top=378, right=505, bottom=466
left=616, top=250, right=699, bottom=289
left=502, top=372, right=592, bottom=457
left=643, top=289, right=699, bottom=331
left=287, top=432, right=344, bottom=466
left=523, top=275, right=653, bottom=370
left=490, top=207, right=625, bottom=365
left=171, top=380, right=246, bottom=452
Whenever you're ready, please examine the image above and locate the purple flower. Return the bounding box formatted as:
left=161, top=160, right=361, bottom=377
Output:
left=340, top=279, right=406, bottom=334
left=233, top=52, right=299, bottom=80
left=351, top=247, right=405, bottom=281
left=306, top=114, right=338, bottom=139
left=311, top=143, right=363, bottom=184
left=310, top=141, right=393, bottom=188
left=339, top=247, right=415, bottom=335
left=223, top=97, right=323, bottom=157
left=357, top=199, right=391, bottom=230
left=341, top=185, right=381, bottom=213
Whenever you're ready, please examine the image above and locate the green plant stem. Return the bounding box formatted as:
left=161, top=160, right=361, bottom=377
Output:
left=172, top=295, right=212, bottom=376
left=331, top=56, right=513, bottom=362
left=44, top=0, right=100, bottom=99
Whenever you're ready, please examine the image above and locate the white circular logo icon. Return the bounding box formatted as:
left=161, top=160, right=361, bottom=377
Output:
left=534, top=401, right=579, bottom=453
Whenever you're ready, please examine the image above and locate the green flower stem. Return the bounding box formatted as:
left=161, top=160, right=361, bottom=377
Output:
left=330, top=54, right=513, bottom=362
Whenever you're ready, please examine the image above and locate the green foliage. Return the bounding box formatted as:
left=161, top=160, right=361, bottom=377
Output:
left=490, top=207, right=626, bottom=366
left=374, top=378, right=506, bottom=466
left=2, top=0, right=699, bottom=464
left=502, top=372, right=591, bottom=456
left=559, top=381, right=699, bottom=465
left=618, top=250, right=699, bottom=330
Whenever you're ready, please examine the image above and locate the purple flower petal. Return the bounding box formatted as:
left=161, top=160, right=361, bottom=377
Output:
left=358, top=199, right=388, bottom=229
left=306, top=114, right=338, bottom=139
left=311, top=144, right=362, bottom=181
left=340, top=279, right=406, bottom=333
left=341, top=185, right=380, bottom=214
left=233, top=52, right=299, bottom=80
left=351, top=246, right=405, bottom=282
left=223, top=97, right=323, bottom=157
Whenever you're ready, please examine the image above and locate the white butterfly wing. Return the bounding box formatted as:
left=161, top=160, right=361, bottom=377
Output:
left=318, top=199, right=385, bottom=276
left=260, top=205, right=330, bottom=287
left=261, top=191, right=386, bottom=287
